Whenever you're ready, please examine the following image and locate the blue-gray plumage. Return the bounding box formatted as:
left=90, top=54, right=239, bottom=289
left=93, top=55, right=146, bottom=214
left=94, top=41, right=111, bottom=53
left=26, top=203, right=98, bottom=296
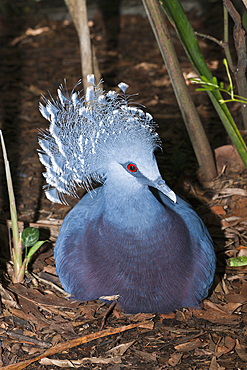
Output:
left=38, top=75, right=216, bottom=313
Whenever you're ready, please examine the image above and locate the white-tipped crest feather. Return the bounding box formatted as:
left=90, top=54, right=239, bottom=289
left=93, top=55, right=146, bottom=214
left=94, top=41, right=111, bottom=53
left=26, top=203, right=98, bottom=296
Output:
left=87, top=74, right=96, bottom=86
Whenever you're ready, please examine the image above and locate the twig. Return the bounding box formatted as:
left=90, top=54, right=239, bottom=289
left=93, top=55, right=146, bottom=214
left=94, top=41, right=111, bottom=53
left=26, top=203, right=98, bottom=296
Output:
left=6, top=331, right=51, bottom=348
left=100, top=301, right=117, bottom=330
left=194, top=31, right=225, bottom=48
left=31, top=272, right=67, bottom=295
left=1, top=320, right=151, bottom=370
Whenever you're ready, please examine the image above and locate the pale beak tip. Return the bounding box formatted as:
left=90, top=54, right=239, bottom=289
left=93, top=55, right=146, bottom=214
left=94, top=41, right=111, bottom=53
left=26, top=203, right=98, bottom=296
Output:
left=172, top=193, right=177, bottom=203
left=155, top=177, right=177, bottom=203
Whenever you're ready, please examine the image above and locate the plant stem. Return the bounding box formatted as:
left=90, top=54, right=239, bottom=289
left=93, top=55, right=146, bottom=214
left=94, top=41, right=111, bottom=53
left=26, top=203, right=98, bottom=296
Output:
left=223, top=4, right=234, bottom=71
left=0, top=131, right=22, bottom=279
left=223, top=0, right=247, bottom=129
left=142, top=0, right=217, bottom=182
left=159, top=0, right=247, bottom=168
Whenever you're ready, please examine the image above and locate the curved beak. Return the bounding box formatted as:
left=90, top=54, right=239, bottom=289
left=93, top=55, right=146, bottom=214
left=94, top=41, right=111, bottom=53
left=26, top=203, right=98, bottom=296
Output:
left=150, top=176, right=177, bottom=203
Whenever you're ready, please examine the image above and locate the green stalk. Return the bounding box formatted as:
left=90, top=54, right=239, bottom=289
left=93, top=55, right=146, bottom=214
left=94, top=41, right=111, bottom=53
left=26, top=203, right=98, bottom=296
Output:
left=142, top=0, right=217, bottom=181
left=0, top=130, right=22, bottom=281
left=159, top=0, right=247, bottom=167
left=223, top=4, right=234, bottom=71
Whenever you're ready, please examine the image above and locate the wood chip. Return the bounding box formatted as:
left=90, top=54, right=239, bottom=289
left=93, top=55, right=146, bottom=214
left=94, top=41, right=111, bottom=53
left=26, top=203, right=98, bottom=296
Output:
left=174, top=338, right=202, bottom=352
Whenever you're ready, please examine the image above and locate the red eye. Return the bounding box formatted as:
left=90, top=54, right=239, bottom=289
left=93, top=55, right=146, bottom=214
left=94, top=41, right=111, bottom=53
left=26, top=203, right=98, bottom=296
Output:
left=127, top=163, right=138, bottom=172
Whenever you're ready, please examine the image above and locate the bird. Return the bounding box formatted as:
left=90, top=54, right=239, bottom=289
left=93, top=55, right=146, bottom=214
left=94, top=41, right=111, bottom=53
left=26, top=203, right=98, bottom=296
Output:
left=38, top=74, right=216, bottom=314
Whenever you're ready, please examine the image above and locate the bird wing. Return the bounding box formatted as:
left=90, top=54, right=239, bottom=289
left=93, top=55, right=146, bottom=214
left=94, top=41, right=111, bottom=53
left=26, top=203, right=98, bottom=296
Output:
left=156, top=187, right=216, bottom=297
left=154, top=188, right=212, bottom=243
left=54, top=186, right=105, bottom=294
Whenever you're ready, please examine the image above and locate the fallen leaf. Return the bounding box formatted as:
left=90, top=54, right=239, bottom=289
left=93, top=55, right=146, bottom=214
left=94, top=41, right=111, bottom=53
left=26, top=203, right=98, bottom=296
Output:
left=42, top=265, right=57, bottom=275
left=203, top=300, right=228, bottom=314
left=106, top=341, right=135, bottom=356
left=204, top=300, right=242, bottom=315
left=8, top=284, right=80, bottom=309
left=160, top=312, right=176, bottom=320
left=39, top=358, right=81, bottom=368
left=137, top=321, right=154, bottom=330
left=192, top=308, right=239, bottom=325
left=194, top=348, right=213, bottom=356
left=217, top=188, right=247, bottom=197
left=223, top=302, right=243, bottom=314
left=6, top=330, right=50, bottom=348
left=225, top=280, right=247, bottom=304
left=79, top=303, right=98, bottom=319
left=235, top=339, right=247, bottom=361
left=83, top=356, right=122, bottom=364
left=40, top=356, right=122, bottom=366
left=49, top=315, right=76, bottom=337
left=18, top=297, right=48, bottom=331
left=214, top=144, right=245, bottom=174
left=51, top=334, right=62, bottom=346
left=134, top=349, right=157, bottom=362
left=174, top=338, right=202, bottom=352
left=99, top=295, right=120, bottom=301
left=238, top=248, right=247, bottom=257
left=130, top=313, right=155, bottom=321
left=215, top=336, right=235, bottom=358
left=26, top=27, right=51, bottom=36
left=130, top=313, right=154, bottom=329
left=209, top=356, right=225, bottom=370
left=211, top=206, right=226, bottom=215
left=26, top=348, right=43, bottom=356
left=168, top=352, right=183, bottom=366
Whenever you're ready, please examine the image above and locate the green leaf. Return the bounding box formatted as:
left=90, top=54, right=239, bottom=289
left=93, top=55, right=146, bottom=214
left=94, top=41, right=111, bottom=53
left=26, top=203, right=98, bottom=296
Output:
left=212, top=76, right=218, bottom=86
left=196, top=87, right=216, bottom=91
left=21, top=227, right=39, bottom=247
left=201, top=76, right=209, bottom=83
left=26, top=240, right=47, bottom=268
left=220, top=82, right=224, bottom=89
left=229, top=256, right=247, bottom=267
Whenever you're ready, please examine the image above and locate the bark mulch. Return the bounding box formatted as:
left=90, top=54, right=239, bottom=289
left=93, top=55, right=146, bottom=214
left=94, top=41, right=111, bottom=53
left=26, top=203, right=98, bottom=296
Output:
left=1, top=0, right=247, bottom=368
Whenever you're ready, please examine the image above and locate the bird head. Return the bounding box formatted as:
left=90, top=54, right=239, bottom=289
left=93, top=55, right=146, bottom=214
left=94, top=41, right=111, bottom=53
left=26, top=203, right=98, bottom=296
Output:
left=38, top=74, right=176, bottom=204
left=101, top=139, right=176, bottom=203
